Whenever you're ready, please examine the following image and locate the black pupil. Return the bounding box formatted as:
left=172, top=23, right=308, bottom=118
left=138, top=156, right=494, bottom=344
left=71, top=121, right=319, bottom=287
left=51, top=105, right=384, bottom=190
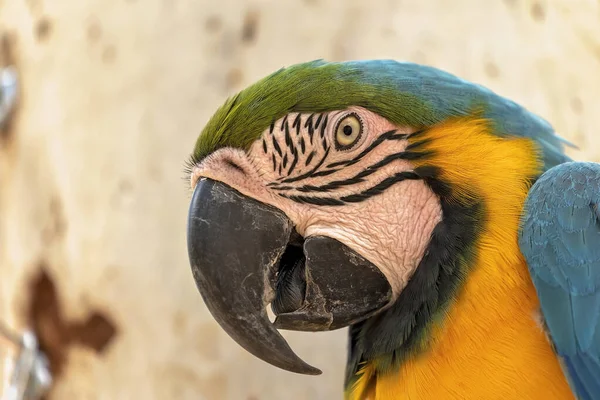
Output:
left=342, top=125, right=353, bottom=136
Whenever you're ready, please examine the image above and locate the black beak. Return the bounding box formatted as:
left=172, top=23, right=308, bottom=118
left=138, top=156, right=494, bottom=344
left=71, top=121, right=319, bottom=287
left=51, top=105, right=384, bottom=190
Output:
left=187, top=179, right=392, bottom=375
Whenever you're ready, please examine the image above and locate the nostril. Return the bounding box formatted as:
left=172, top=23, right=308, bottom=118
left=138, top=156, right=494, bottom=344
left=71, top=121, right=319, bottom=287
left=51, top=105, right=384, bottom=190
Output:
left=272, top=228, right=306, bottom=315
left=225, top=159, right=245, bottom=174
left=272, top=244, right=306, bottom=315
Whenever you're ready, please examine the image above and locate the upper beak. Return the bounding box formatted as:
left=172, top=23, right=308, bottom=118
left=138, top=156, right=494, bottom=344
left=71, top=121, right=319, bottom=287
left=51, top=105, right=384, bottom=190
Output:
left=187, top=178, right=392, bottom=375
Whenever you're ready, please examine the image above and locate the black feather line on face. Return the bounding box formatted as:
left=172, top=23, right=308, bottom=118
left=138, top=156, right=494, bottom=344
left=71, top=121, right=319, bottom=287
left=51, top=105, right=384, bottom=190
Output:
left=305, top=114, right=315, bottom=145
left=273, top=149, right=416, bottom=193
left=344, top=165, right=483, bottom=388
left=287, top=147, right=299, bottom=175
left=341, top=172, right=420, bottom=202
left=278, top=171, right=421, bottom=205
left=281, top=194, right=345, bottom=206
left=305, top=150, right=316, bottom=167
left=326, top=130, right=411, bottom=169
left=308, top=169, right=340, bottom=179
left=272, top=136, right=283, bottom=157
left=284, top=122, right=293, bottom=150
left=264, top=115, right=418, bottom=192
left=270, top=126, right=414, bottom=186
left=321, top=136, right=328, bottom=151
left=292, top=114, right=302, bottom=135
left=280, top=115, right=288, bottom=131
left=319, top=115, right=328, bottom=139
left=279, top=147, right=330, bottom=183
left=314, top=113, right=323, bottom=130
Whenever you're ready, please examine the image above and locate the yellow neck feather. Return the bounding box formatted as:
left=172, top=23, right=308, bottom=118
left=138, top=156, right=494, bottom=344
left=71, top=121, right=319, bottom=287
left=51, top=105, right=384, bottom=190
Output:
left=348, top=117, right=574, bottom=400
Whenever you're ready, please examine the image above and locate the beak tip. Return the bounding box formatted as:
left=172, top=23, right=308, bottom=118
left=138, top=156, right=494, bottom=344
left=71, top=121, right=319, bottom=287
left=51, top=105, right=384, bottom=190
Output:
left=287, top=358, right=322, bottom=375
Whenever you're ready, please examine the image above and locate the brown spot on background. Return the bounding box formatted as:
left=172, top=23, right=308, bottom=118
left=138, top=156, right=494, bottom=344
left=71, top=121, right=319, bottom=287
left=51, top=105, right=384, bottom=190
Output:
left=118, top=178, right=133, bottom=194
left=484, top=61, right=500, bottom=78
left=570, top=97, right=583, bottom=114
left=86, top=20, right=102, bottom=43
left=102, top=45, right=117, bottom=63
left=70, top=312, right=118, bottom=353
left=531, top=2, right=546, bottom=22
left=27, top=265, right=118, bottom=398
left=205, top=15, right=222, bottom=33
left=226, top=67, right=244, bottom=89
left=171, top=311, right=187, bottom=335
left=241, top=10, right=259, bottom=43
left=35, top=18, right=52, bottom=41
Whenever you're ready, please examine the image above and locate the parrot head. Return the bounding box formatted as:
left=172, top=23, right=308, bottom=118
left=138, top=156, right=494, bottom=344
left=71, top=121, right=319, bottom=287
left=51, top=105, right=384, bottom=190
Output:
left=184, top=60, right=569, bottom=380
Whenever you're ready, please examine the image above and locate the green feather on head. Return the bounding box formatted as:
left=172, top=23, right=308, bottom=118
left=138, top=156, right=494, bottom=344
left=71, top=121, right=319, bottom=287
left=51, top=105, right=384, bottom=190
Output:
left=189, top=59, right=570, bottom=172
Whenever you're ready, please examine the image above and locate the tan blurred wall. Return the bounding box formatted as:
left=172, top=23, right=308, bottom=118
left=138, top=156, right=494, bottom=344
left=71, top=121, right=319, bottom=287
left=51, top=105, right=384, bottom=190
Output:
left=0, top=0, right=598, bottom=399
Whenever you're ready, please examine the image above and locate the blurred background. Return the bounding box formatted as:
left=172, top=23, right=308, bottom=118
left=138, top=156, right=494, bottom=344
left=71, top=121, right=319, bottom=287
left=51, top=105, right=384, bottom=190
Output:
left=0, top=0, right=598, bottom=399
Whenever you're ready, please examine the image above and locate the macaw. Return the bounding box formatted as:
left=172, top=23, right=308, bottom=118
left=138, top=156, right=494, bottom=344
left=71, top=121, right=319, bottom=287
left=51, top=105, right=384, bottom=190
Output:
left=184, top=60, right=600, bottom=400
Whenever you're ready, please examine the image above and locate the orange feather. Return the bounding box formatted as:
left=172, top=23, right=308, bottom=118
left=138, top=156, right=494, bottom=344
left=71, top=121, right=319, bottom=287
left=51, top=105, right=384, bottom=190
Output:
left=347, top=117, right=574, bottom=400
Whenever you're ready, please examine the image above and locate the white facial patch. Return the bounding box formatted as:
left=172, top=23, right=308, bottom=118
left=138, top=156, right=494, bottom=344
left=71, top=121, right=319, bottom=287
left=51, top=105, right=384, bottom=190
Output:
left=190, top=106, right=442, bottom=297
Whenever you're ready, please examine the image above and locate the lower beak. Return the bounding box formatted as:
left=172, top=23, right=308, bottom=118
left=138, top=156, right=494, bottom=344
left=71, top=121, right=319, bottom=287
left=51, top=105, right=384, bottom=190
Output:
left=187, top=178, right=392, bottom=375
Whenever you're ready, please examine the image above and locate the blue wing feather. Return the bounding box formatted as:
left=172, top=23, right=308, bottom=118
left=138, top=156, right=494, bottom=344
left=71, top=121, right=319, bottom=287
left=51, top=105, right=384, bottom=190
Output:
left=519, top=161, right=600, bottom=400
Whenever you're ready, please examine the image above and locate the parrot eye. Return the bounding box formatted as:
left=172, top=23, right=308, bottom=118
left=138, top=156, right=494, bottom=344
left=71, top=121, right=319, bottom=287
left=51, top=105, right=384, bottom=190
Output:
left=334, top=113, right=363, bottom=150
